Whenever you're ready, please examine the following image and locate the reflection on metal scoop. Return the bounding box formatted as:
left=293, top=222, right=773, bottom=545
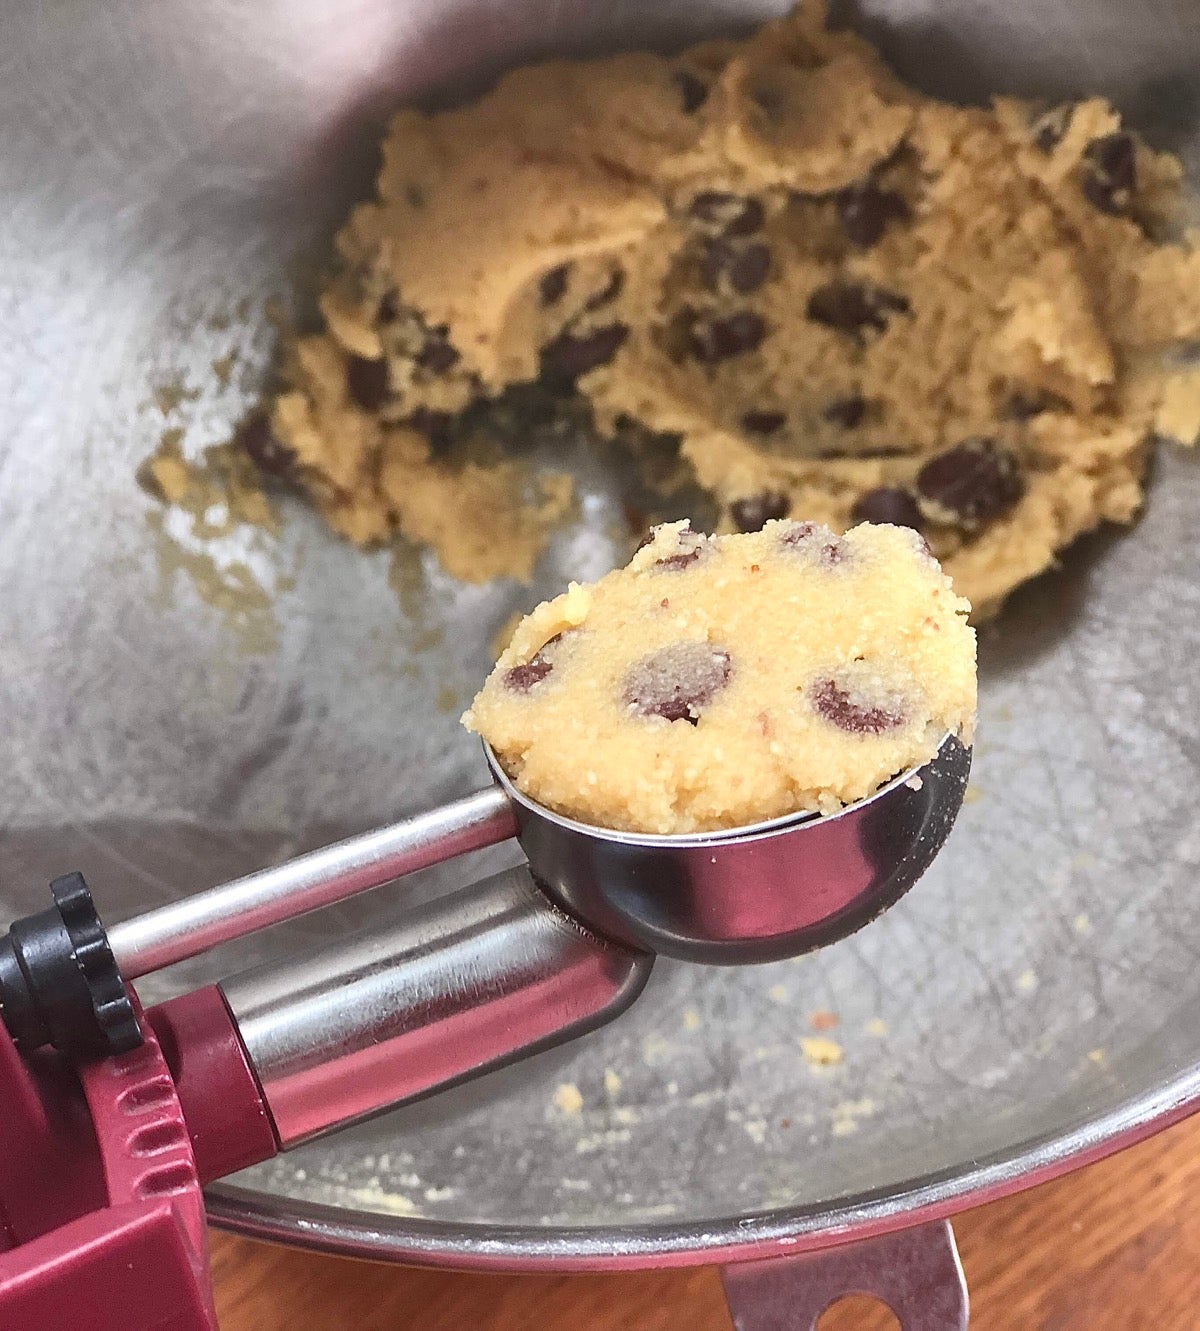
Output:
left=0, top=736, right=970, bottom=1149
left=492, top=734, right=971, bottom=964
left=101, top=735, right=970, bottom=981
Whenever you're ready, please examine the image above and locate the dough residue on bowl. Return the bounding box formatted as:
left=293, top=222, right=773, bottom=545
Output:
left=234, top=0, right=1200, bottom=617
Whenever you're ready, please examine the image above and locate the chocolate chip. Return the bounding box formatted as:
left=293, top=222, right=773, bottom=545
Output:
left=780, top=520, right=847, bottom=564
left=504, top=657, right=554, bottom=692
left=701, top=239, right=771, bottom=294
left=539, top=323, right=629, bottom=387
left=539, top=264, right=570, bottom=306
left=585, top=268, right=625, bottom=311
left=654, top=525, right=712, bottom=570
left=819, top=444, right=904, bottom=460
left=751, top=84, right=784, bottom=117
left=734, top=248, right=771, bottom=295
left=377, top=290, right=399, bottom=324
left=806, top=282, right=910, bottom=337
left=834, top=181, right=908, bottom=248
left=816, top=445, right=908, bottom=460
left=624, top=642, right=732, bottom=724
left=1034, top=123, right=1060, bottom=154
left=675, top=69, right=709, bottom=114
left=236, top=413, right=295, bottom=478
left=503, top=632, right=570, bottom=693
left=1003, top=388, right=1071, bottom=420
left=656, top=549, right=704, bottom=570
left=416, top=330, right=460, bottom=374
left=345, top=355, right=390, bottom=410
left=742, top=410, right=786, bottom=435
left=684, top=310, right=766, bottom=364
left=482, top=380, right=572, bottom=446
left=781, top=520, right=817, bottom=543
left=727, top=199, right=766, bottom=237
left=1090, top=132, right=1136, bottom=182
left=850, top=487, right=924, bottom=529
left=1032, top=106, right=1072, bottom=155
left=810, top=676, right=905, bottom=735
left=823, top=395, right=867, bottom=429
left=1083, top=132, right=1136, bottom=214
left=689, top=192, right=765, bottom=236
left=916, top=438, right=1024, bottom=525
left=406, top=407, right=456, bottom=454
left=698, top=241, right=728, bottom=289
left=730, top=491, right=790, bottom=532
left=1082, top=174, right=1124, bottom=214
left=405, top=183, right=426, bottom=208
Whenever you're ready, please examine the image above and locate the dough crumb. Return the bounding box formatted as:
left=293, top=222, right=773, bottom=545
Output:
left=801, top=1036, right=844, bottom=1067
left=552, top=1082, right=584, bottom=1116
left=831, top=1098, right=878, bottom=1136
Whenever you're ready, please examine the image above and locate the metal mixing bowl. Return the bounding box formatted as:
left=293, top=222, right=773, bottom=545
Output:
left=3, top=0, right=1199, bottom=1275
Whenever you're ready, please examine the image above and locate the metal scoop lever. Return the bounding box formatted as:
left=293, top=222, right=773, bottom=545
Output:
left=108, top=786, right=518, bottom=980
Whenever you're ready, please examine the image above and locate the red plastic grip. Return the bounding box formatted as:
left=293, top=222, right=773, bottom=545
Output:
left=0, top=985, right=279, bottom=1329
left=148, top=985, right=279, bottom=1184
left=0, top=993, right=216, bottom=1330
left=0, top=1200, right=215, bottom=1329
left=0, top=1033, right=107, bottom=1249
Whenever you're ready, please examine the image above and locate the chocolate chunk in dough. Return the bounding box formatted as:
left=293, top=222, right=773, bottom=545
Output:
left=806, top=282, right=910, bottom=337
left=624, top=642, right=733, bottom=723
left=916, top=439, right=1024, bottom=527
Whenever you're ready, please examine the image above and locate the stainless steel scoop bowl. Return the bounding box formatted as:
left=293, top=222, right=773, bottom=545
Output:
left=490, top=737, right=971, bottom=963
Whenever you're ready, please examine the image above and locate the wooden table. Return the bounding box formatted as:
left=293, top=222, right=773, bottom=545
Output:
left=212, top=1109, right=1200, bottom=1330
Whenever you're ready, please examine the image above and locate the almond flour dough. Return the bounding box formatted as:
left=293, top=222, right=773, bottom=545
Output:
left=462, top=520, right=976, bottom=834
left=258, top=2, right=1200, bottom=615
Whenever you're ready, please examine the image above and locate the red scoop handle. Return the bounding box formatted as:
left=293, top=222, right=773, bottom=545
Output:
left=0, top=988, right=278, bottom=1331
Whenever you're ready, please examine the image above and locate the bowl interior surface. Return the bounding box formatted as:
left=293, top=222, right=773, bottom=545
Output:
left=2, top=0, right=1199, bottom=1261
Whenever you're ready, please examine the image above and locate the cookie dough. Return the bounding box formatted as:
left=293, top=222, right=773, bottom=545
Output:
left=260, top=1, right=1200, bottom=615
left=463, top=520, right=976, bottom=834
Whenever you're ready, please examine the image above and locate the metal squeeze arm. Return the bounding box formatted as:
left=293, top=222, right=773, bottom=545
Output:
left=218, top=865, right=652, bottom=1147
left=109, top=787, right=517, bottom=979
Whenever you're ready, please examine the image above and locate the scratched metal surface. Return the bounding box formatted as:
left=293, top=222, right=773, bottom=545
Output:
left=2, top=0, right=1199, bottom=1258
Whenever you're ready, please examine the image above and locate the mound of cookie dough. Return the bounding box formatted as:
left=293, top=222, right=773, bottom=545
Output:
left=258, top=1, right=1200, bottom=615
left=462, top=520, right=976, bottom=834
